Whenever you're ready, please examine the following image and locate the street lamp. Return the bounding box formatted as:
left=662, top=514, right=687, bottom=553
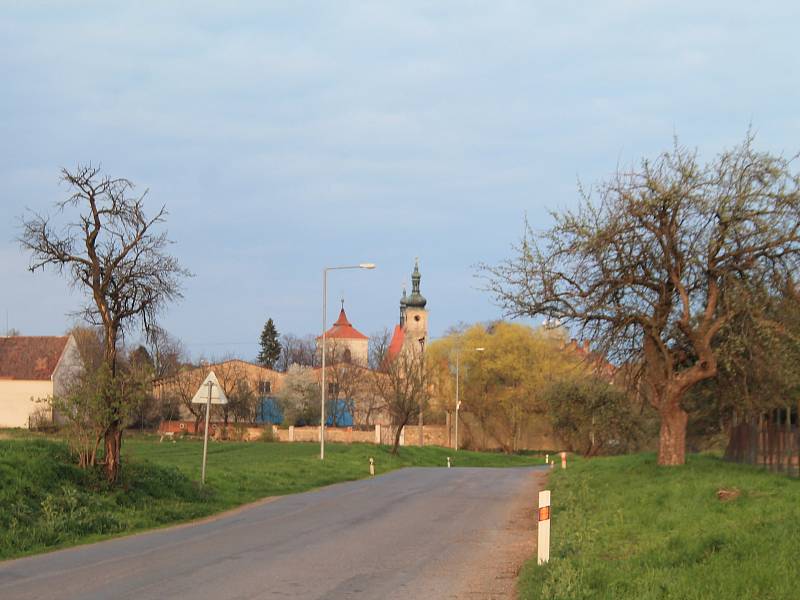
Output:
left=454, top=346, right=484, bottom=452
left=321, top=263, right=376, bottom=460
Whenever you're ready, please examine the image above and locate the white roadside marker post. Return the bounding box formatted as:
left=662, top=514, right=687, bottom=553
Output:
left=369, top=457, right=375, bottom=477
left=545, top=453, right=549, bottom=464
left=561, top=451, right=567, bottom=470
left=537, top=489, right=551, bottom=565
left=447, top=456, right=451, bottom=468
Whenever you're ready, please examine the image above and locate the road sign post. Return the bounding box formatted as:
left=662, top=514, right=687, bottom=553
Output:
left=201, top=381, right=212, bottom=485
left=561, top=452, right=567, bottom=469
left=538, top=489, right=551, bottom=565
left=191, top=371, right=228, bottom=486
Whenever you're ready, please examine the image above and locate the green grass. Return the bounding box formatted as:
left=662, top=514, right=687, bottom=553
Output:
left=519, top=453, right=800, bottom=600
left=0, top=432, right=542, bottom=560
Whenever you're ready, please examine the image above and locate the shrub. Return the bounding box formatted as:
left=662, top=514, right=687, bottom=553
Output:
left=544, top=378, right=647, bottom=456
left=259, top=426, right=276, bottom=442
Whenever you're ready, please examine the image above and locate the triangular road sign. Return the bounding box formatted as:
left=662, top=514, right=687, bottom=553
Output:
left=190, top=371, right=228, bottom=405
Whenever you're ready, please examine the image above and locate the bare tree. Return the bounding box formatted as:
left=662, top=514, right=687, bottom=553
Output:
left=146, top=326, right=186, bottom=380
left=209, top=358, right=248, bottom=427
left=160, top=365, right=207, bottom=434
left=322, top=339, right=370, bottom=426
left=19, top=165, right=190, bottom=481
left=482, top=135, right=800, bottom=465
left=278, top=333, right=318, bottom=371
left=368, top=329, right=391, bottom=371
left=370, top=338, right=430, bottom=454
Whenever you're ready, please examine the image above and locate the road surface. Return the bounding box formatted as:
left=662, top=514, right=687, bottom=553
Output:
left=0, top=466, right=543, bottom=600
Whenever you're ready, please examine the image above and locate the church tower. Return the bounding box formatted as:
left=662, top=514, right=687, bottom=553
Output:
left=387, top=260, right=430, bottom=359
left=403, top=259, right=428, bottom=353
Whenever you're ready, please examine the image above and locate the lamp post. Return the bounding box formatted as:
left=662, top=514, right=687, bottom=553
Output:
left=321, top=263, right=375, bottom=460
left=454, top=346, right=484, bottom=451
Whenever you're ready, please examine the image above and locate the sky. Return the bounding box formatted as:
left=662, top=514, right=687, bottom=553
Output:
left=2, top=1, right=800, bottom=360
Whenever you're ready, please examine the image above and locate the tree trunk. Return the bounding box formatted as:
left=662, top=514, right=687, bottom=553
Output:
left=104, top=424, right=123, bottom=482
left=101, top=322, right=122, bottom=483
left=657, top=400, right=688, bottom=466
left=390, top=421, right=406, bottom=455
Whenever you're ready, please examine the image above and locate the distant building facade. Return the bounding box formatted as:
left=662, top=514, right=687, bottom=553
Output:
left=0, top=335, right=82, bottom=428
left=153, top=359, right=285, bottom=424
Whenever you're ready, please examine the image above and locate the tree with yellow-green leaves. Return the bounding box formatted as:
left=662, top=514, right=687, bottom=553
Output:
left=428, top=322, right=590, bottom=453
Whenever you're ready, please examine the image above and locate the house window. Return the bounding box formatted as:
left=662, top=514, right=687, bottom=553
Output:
left=343, top=348, right=352, bottom=363
left=258, top=380, right=271, bottom=394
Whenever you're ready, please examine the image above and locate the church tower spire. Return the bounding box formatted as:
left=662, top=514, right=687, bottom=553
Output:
left=403, top=258, right=428, bottom=352
left=405, top=258, right=427, bottom=308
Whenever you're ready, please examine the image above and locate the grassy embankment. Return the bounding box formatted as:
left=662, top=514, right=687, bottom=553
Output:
left=519, top=453, right=800, bottom=600
left=0, top=431, right=542, bottom=560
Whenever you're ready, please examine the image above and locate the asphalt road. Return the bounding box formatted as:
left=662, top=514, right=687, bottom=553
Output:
left=0, top=466, right=542, bottom=600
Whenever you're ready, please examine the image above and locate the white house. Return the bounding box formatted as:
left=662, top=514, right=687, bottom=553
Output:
left=0, top=335, right=82, bottom=428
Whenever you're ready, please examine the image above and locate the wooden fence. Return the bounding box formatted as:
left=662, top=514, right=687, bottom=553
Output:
left=724, top=409, right=799, bottom=476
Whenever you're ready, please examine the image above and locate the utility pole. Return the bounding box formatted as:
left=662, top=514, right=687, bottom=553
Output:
left=454, top=346, right=484, bottom=451
left=320, top=263, right=376, bottom=460
left=419, top=338, right=425, bottom=447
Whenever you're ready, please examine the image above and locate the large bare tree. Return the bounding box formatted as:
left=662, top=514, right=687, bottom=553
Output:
left=482, top=136, right=800, bottom=465
left=20, top=165, right=190, bottom=481
left=370, top=334, right=430, bottom=454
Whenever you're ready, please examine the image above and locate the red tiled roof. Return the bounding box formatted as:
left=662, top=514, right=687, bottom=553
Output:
left=319, top=308, right=368, bottom=341
left=0, top=336, right=70, bottom=380
left=565, top=339, right=616, bottom=379
left=387, top=324, right=405, bottom=358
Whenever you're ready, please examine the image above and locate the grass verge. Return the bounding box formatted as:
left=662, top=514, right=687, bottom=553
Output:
left=518, top=453, right=800, bottom=600
left=0, top=432, right=541, bottom=560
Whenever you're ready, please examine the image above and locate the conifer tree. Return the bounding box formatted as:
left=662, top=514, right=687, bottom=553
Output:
left=258, top=318, right=282, bottom=369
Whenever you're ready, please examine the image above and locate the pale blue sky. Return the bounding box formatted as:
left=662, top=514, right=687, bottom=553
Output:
left=2, top=1, right=799, bottom=359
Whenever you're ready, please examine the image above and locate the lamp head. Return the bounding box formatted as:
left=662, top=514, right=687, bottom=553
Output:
left=359, top=263, right=376, bottom=269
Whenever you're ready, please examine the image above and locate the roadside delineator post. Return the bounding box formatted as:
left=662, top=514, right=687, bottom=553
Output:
left=545, top=453, right=549, bottom=464
left=561, top=452, right=567, bottom=470
left=447, top=456, right=451, bottom=468
left=537, top=489, right=551, bottom=565
left=369, top=457, right=375, bottom=477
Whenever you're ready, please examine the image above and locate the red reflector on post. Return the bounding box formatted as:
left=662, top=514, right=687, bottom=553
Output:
left=538, top=506, right=550, bottom=521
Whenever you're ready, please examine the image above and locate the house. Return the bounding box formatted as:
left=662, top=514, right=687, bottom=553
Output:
left=153, top=359, right=286, bottom=425
left=0, top=335, right=82, bottom=428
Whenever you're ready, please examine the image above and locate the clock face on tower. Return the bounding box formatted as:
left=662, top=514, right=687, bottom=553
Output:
left=414, top=315, right=421, bottom=322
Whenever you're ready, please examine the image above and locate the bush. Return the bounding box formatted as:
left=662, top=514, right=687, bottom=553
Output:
left=259, top=426, right=276, bottom=442
left=544, top=378, right=647, bottom=456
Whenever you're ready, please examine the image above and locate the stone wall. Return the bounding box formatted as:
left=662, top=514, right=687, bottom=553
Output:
left=159, top=421, right=452, bottom=447
left=158, top=419, right=561, bottom=450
